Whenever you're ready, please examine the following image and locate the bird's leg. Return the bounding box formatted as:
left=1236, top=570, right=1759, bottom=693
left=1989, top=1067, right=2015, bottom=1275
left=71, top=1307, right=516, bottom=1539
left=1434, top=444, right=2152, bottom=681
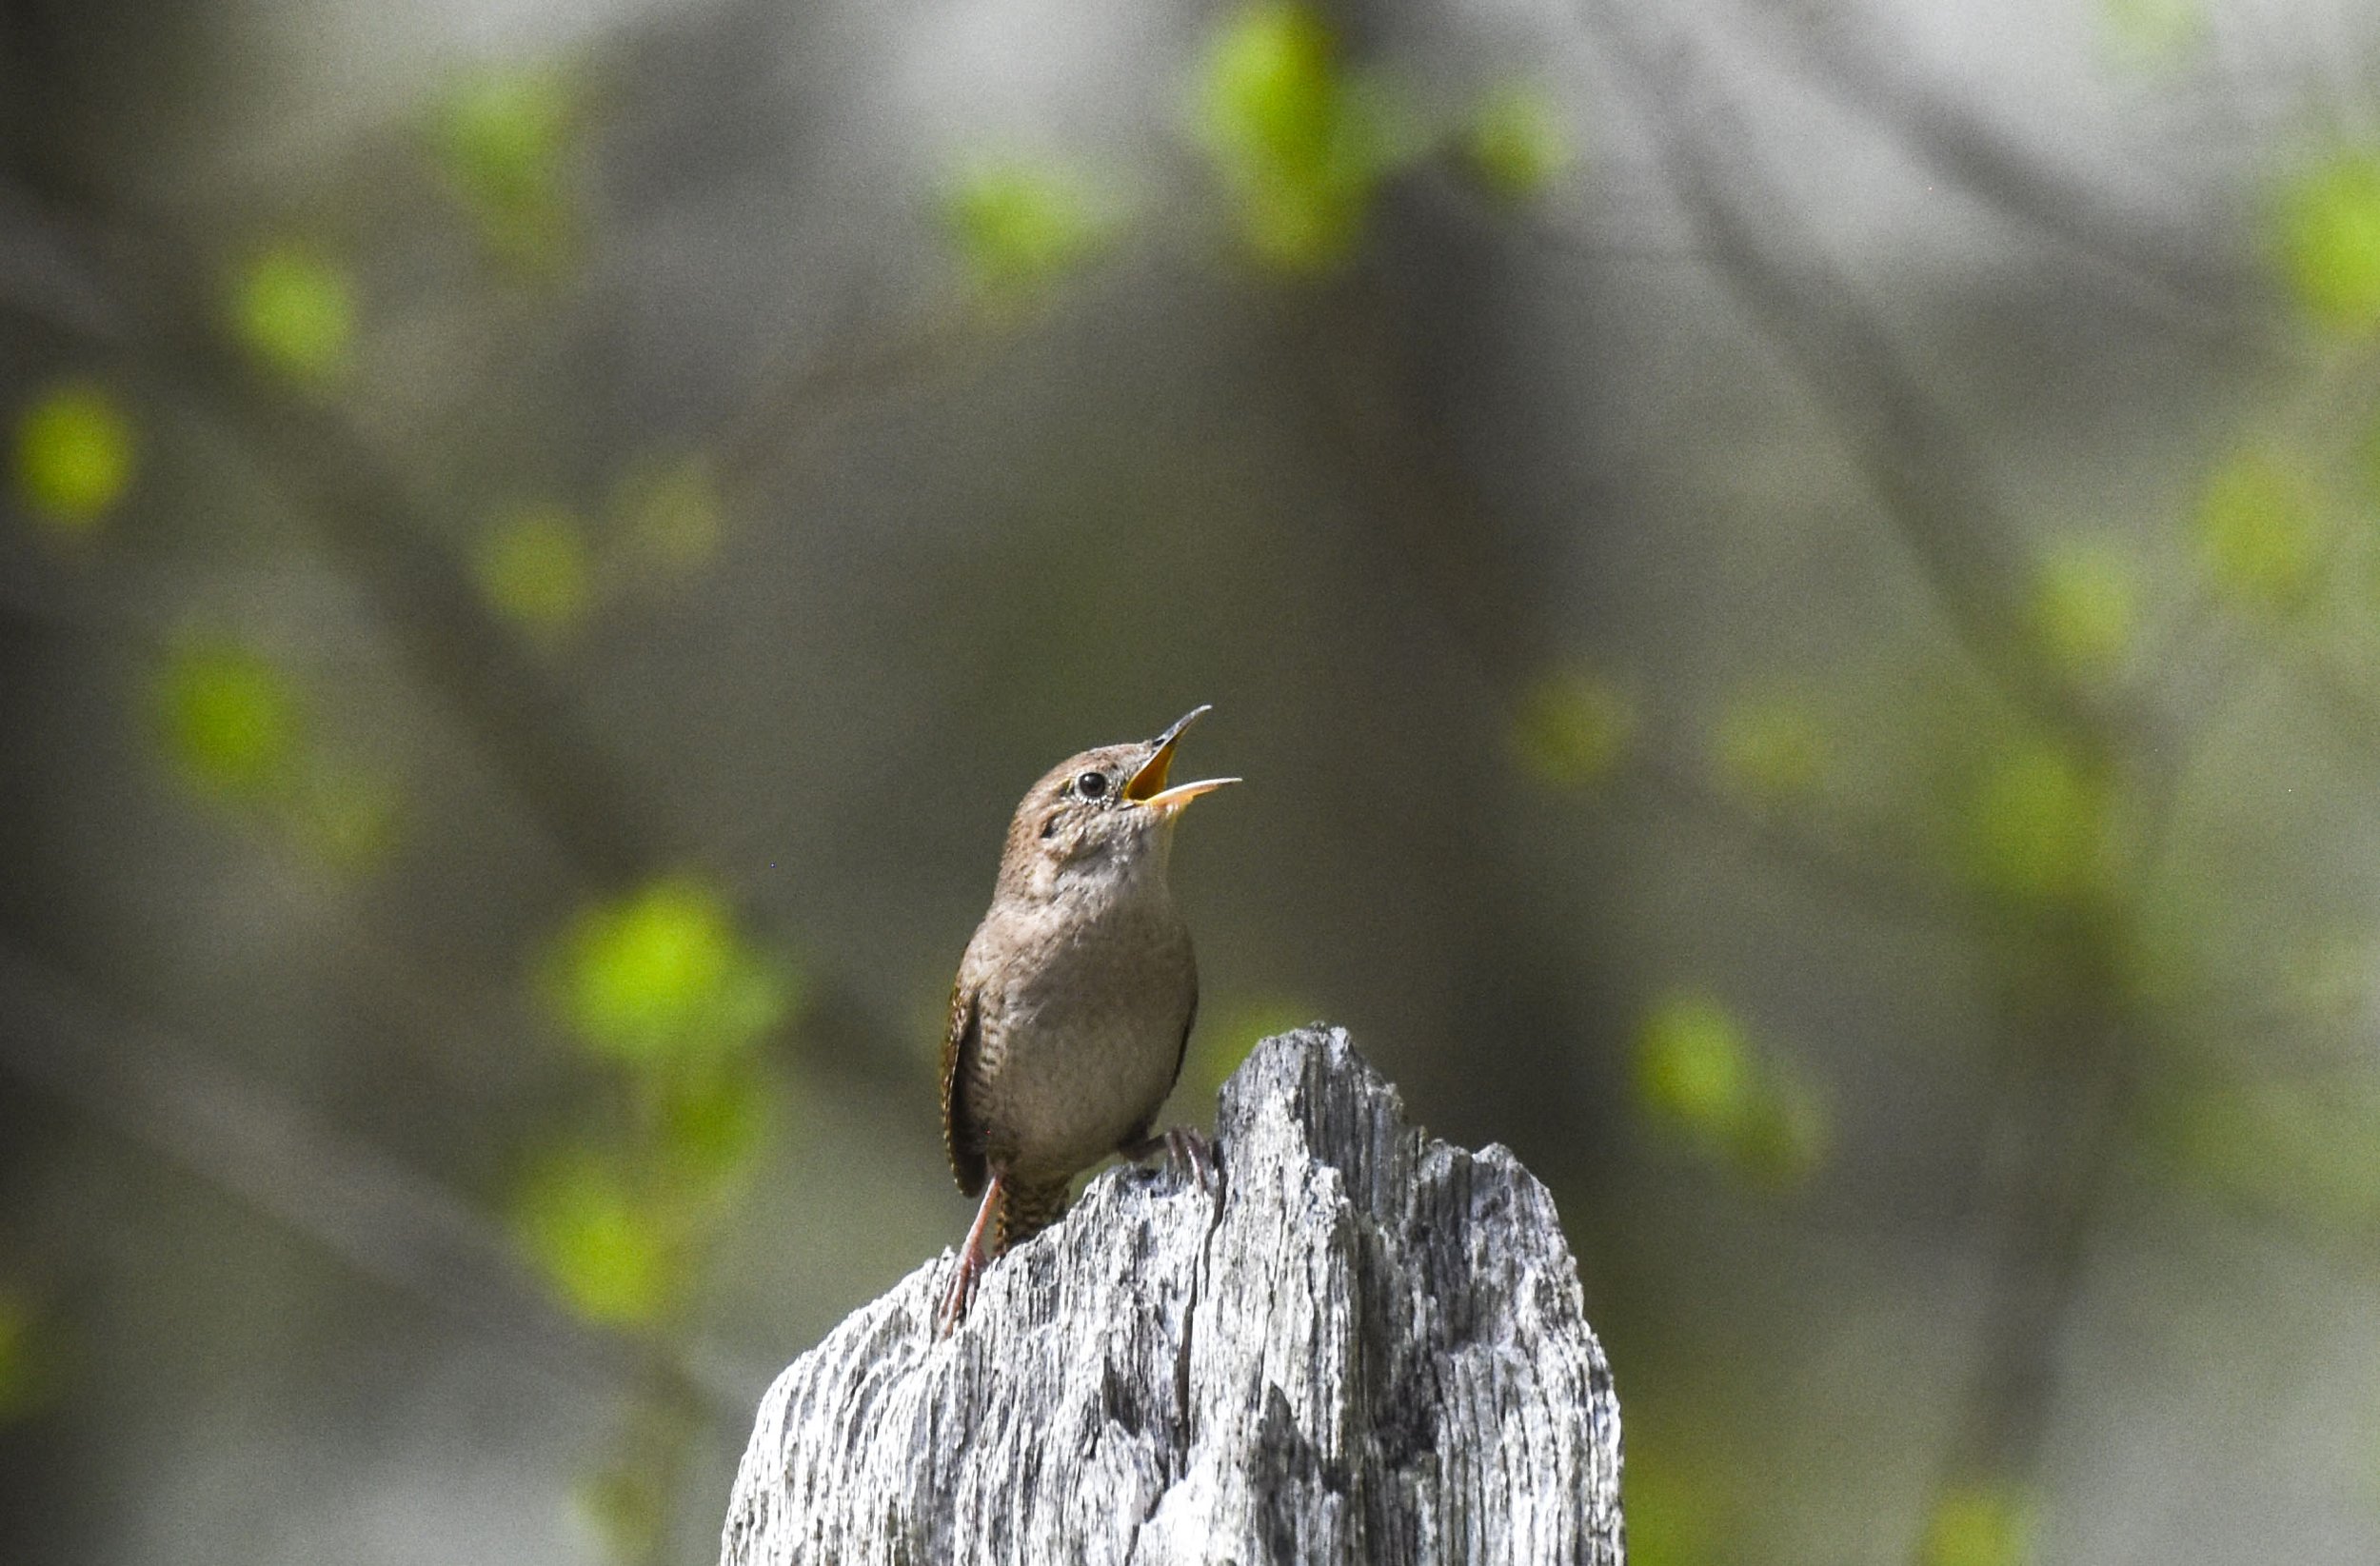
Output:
left=937, top=1171, right=1003, bottom=1337
left=1121, top=1125, right=1217, bottom=1192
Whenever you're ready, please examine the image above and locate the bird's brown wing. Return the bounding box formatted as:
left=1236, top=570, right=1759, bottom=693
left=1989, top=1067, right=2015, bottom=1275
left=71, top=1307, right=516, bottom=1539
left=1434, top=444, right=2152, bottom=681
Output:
left=940, top=981, right=986, bottom=1198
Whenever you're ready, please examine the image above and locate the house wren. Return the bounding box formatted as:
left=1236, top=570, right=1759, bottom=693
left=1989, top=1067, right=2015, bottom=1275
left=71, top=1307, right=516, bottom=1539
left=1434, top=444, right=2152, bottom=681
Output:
left=935, top=705, right=1239, bottom=1335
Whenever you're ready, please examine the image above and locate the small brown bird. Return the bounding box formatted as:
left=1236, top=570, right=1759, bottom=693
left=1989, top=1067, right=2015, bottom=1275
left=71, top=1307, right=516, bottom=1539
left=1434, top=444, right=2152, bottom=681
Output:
left=935, top=705, right=1239, bottom=1335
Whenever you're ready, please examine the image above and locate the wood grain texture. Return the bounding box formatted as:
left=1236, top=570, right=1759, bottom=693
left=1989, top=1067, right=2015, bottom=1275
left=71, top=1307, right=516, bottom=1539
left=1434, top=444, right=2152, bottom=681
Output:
left=719, top=1026, right=1625, bottom=1566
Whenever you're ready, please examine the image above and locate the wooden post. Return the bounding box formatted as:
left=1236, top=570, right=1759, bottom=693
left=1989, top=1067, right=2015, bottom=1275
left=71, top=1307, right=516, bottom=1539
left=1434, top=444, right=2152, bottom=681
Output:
left=719, top=1027, right=1624, bottom=1564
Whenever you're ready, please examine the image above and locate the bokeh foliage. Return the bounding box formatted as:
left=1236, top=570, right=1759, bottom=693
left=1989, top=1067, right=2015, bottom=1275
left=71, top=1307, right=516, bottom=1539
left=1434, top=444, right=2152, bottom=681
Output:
left=1711, top=687, right=1827, bottom=803
left=228, top=246, right=357, bottom=386
left=941, top=161, right=1110, bottom=301
left=154, top=638, right=302, bottom=803
left=546, top=876, right=793, bottom=1072
left=10, top=7, right=2380, bottom=1566
left=1199, top=4, right=1411, bottom=270
left=1922, top=1482, right=2035, bottom=1566
left=519, top=876, right=795, bottom=1333
left=2277, top=147, right=2380, bottom=336
left=476, top=504, right=595, bottom=640
left=13, top=382, right=134, bottom=530
left=1459, top=85, right=1574, bottom=207
left=150, top=637, right=400, bottom=868
left=1512, top=667, right=1634, bottom=790
left=2197, top=447, right=2322, bottom=615
left=1635, top=994, right=1827, bottom=1188
left=2026, top=543, right=2135, bottom=683
left=434, top=65, right=585, bottom=269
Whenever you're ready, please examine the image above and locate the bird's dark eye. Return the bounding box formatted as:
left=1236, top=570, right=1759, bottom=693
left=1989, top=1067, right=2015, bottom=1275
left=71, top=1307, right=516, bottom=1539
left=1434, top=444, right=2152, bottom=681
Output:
left=1076, top=771, right=1109, bottom=800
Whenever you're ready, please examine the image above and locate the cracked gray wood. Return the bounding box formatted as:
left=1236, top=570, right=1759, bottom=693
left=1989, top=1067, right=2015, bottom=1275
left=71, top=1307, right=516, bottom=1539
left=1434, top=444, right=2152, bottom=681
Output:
left=718, top=1025, right=1624, bottom=1565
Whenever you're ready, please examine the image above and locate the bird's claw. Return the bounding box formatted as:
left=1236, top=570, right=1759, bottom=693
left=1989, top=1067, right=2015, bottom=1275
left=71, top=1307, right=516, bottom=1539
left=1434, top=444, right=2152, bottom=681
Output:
left=1168, top=1125, right=1217, bottom=1191
left=935, top=1247, right=982, bottom=1338
left=1125, top=1125, right=1218, bottom=1193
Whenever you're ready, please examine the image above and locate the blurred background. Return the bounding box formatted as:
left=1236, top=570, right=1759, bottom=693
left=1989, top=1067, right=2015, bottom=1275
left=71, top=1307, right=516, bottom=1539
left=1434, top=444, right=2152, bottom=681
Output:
left=4, top=0, right=2378, bottom=1561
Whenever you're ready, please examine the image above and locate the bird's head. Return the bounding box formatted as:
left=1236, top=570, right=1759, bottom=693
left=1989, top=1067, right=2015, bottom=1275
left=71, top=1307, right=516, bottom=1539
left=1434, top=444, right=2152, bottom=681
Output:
left=997, top=705, right=1240, bottom=902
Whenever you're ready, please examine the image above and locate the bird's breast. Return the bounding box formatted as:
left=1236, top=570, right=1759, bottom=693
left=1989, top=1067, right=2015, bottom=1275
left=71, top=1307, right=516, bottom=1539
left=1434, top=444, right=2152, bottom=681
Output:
left=962, top=894, right=1195, bottom=1179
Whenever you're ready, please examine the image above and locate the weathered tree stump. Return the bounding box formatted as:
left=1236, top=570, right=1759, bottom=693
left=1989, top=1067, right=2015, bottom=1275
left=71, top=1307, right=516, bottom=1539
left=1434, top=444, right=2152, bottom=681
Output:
left=718, top=1026, right=1624, bottom=1564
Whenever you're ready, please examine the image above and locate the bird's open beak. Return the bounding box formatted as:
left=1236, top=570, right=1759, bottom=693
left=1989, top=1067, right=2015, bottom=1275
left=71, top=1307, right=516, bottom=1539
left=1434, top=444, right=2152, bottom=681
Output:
left=1124, top=704, right=1240, bottom=814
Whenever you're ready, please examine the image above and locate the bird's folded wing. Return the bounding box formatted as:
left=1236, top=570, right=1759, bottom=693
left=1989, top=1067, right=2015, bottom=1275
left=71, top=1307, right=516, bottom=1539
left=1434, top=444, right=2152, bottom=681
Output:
left=941, top=982, right=986, bottom=1197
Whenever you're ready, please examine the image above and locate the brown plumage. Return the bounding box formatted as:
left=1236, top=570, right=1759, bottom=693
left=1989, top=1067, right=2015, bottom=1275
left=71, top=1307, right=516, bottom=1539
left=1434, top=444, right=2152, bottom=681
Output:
left=933, top=707, right=1238, bottom=1334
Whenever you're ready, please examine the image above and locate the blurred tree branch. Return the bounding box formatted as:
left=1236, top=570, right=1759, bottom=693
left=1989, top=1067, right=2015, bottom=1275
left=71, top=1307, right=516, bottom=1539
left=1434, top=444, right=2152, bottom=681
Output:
left=3, top=80, right=993, bottom=1556
left=0, top=172, right=966, bottom=1084
left=1, top=164, right=1009, bottom=886
left=712, top=289, right=1001, bottom=508
left=1708, top=0, right=2261, bottom=346
left=1572, top=0, right=2209, bottom=1544
left=0, top=940, right=769, bottom=1419
left=1581, top=7, right=2117, bottom=755
left=1620, top=751, right=1995, bottom=933
left=2, top=186, right=669, bottom=886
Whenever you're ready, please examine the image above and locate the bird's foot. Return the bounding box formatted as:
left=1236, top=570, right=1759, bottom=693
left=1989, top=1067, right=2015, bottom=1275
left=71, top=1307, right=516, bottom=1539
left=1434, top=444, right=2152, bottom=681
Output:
left=1123, top=1124, right=1218, bottom=1193
left=935, top=1245, right=983, bottom=1338
left=936, top=1174, right=1004, bottom=1338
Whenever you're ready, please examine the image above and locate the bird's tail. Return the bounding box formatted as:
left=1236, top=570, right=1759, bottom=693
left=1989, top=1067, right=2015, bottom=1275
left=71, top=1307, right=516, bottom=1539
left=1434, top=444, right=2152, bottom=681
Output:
left=995, top=1178, right=1072, bottom=1253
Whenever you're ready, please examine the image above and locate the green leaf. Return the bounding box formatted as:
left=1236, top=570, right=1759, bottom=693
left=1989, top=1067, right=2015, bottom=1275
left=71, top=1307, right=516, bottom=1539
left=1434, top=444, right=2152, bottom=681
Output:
left=1711, top=690, right=1825, bottom=803
left=513, top=1151, right=673, bottom=1326
left=473, top=504, right=593, bottom=637
left=2277, top=149, right=2380, bottom=335
left=2197, top=449, right=2321, bottom=614
left=1512, top=667, right=1632, bottom=790
left=1922, top=1480, right=2035, bottom=1566
left=14, top=382, right=134, bottom=529
left=942, top=161, right=1109, bottom=298
left=154, top=639, right=303, bottom=801
left=1198, top=4, right=1407, bottom=271
left=434, top=66, right=580, bottom=268
left=2029, top=541, right=2136, bottom=681
left=1965, top=740, right=2108, bottom=905
left=659, top=1059, right=775, bottom=1196
left=615, top=455, right=724, bottom=572
left=548, top=876, right=794, bottom=1069
left=228, top=246, right=356, bottom=385
left=1636, top=994, right=1755, bottom=1140
left=1460, top=85, right=1573, bottom=206
left=1636, top=994, right=1829, bottom=1186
